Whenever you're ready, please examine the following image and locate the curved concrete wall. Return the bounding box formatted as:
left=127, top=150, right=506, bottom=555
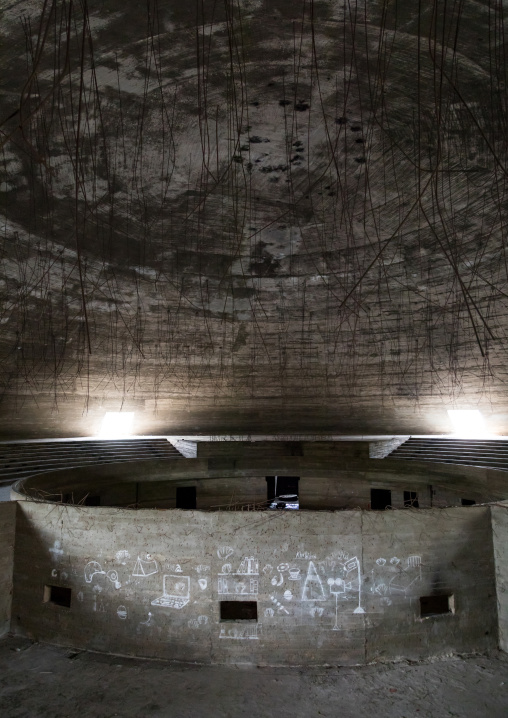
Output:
left=11, top=501, right=497, bottom=665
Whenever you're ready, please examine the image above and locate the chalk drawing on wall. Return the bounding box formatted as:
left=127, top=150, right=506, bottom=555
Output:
left=271, top=574, right=283, bottom=587
left=375, top=558, right=386, bottom=566
left=51, top=568, right=58, bottom=577
left=151, top=575, right=190, bottom=609
left=188, top=615, right=208, bottom=629
left=407, top=555, right=422, bottom=568
left=237, top=557, right=259, bottom=575
left=85, top=561, right=122, bottom=589
left=288, top=568, right=301, bottom=581
left=262, top=564, right=273, bottom=574
left=218, top=577, right=258, bottom=595
left=140, top=612, right=154, bottom=626
left=198, top=578, right=208, bottom=590
left=175, top=565, right=183, bottom=573
left=390, top=557, right=400, bottom=566
left=217, top=546, right=234, bottom=560
left=117, top=605, right=128, bottom=620
left=264, top=608, right=274, bottom=617
left=218, top=557, right=259, bottom=595
left=310, top=606, right=324, bottom=618
left=115, top=550, right=130, bottom=564
left=328, top=578, right=345, bottom=630
left=85, top=561, right=105, bottom=583
left=302, top=561, right=326, bottom=601
left=92, top=585, right=105, bottom=612
left=389, top=556, right=422, bottom=596
left=219, top=624, right=260, bottom=640
left=132, top=555, right=158, bottom=577
left=77, top=591, right=84, bottom=602
left=196, top=565, right=210, bottom=573
left=283, top=590, right=293, bottom=601
left=49, top=540, right=64, bottom=558
left=271, top=596, right=289, bottom=615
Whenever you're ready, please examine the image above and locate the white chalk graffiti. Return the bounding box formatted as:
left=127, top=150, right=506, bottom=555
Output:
left=219, top=624, right=260, bottom=640
left=84, top=561, right=104, bottom=583
left=198, top=578, right=208, bottom=590
left=49, top=540, right=64, bottom=558
left=151, top=575, right=190, bottom=609
left=84, top=561, right=121, bottom=588
left=283, top=590, right=293, bottom=601
left=296, top=551, right=316, bottom=560
left=132, top=555, right=158, bottom=577
left=217, top=546, right=234, bottom=560
left=370, top=555, right=423, bottom=600
left=302, top=561, right=326, bottom=601
left=115, top=550, right=130, bottom=564
left=376, top=558, right=386, bottom=566
left=140, top=612, right=154, bottom=626
left=218, top=557, right=259, bottom=595
left=310, top=606, right=324, bottom=618
left=288, top=568, right=301, bottom=581
left=196, top=565, right=210, bottom=573
left=77, top=591, right=84, bottom=602
left=188, top=615, right=208, bottom=628
left=271, top=596, right=289, bottom=615
left=262, top=564, right=273, bottom=574
left=389, top=556, right=422, bottom=595
left=327, top=556, right=365, bottom=627
left=92, top=585, right=105, bottom=612
left=117, top=605, right=127, bottom=620
left=264, top=608, right=274, bottom=618
left=218, top=577, right=258, bottom=595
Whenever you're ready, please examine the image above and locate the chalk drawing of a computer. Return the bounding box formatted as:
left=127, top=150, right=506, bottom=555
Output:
left=151, top=574, right=190, bottom=609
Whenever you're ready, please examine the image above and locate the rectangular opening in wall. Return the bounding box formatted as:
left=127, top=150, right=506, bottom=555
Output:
left=266, top=476, right=299, bottom=509
left=220, top=601, right=258, bottom=621
left=404, top=491, right=419, bottom=508
left=371, top=488, right=391, bottom=510
left=420, top=594, right=454, bottom=617
left=461, top=499, right=476, bottom=506
left=176, top=486, right=196, bottom=509
left=84, top=495, right=100, bottom=506
left=43, top=585, right=72, bottom=608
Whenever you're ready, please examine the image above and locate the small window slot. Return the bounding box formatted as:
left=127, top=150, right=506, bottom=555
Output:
left=461, top=499, right=476, bottom=506
left=220, top=601, right=257, bottom=621
left=44, top=585, right=72, bottom=608
left=176, top=486, right=197, bottom=509
left=371, top=488, right=391, bottom=510
left=420, top=594, right=454, bottom=618
left=404, top=491, right=419, bottom=508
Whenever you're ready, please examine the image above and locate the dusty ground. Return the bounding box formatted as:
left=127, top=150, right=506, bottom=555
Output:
left=0, top=637, right=507, bottom=718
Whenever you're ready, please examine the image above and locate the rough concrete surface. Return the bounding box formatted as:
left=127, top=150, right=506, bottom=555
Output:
left=0, top=637, right=507, bottom=718
left=12, top=502, right=497, bottom=665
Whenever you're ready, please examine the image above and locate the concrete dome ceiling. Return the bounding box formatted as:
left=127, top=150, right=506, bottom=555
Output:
left=1, top=0, right=508, bottom=437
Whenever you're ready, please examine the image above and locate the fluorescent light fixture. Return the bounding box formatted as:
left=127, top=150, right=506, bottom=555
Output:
left=447, top=410, right=487, bottom=438
left=99, top=412, right=134, bottom=438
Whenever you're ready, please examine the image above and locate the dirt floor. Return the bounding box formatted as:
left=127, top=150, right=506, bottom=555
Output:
left=0, top=637, right=507, bottom=717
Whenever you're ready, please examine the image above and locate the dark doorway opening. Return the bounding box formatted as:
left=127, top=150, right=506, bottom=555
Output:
left=404, top=491, right=419, bottom=508
left=176, top=486, right=197, bottom=509
left=371, top=488, right=392, bottom=510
